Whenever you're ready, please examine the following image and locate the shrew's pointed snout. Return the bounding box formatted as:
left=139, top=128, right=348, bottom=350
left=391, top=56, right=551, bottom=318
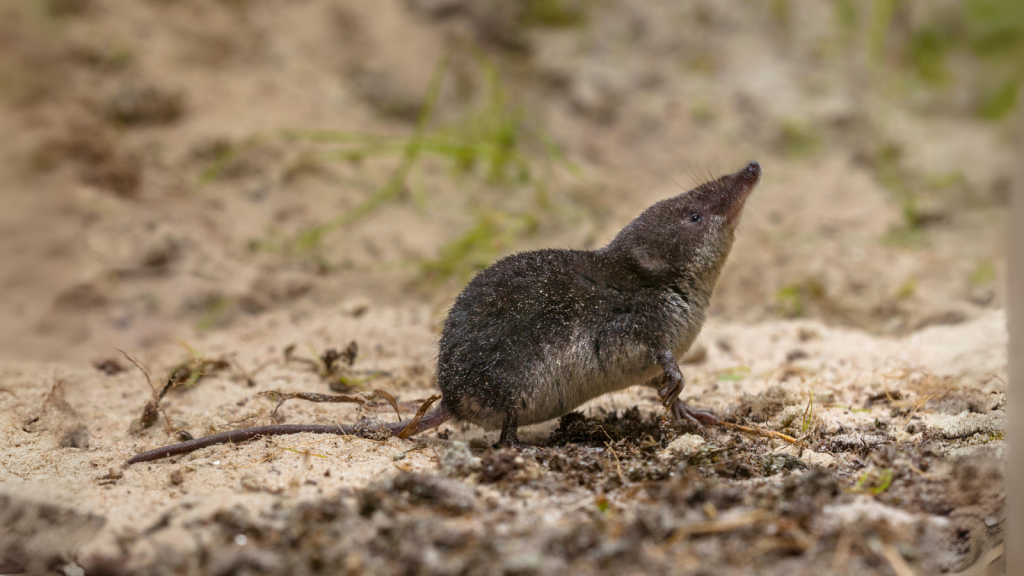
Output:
left=732, top=161, right=761, bottom=186
left=716, top=160, right=761, bottom=227
left=744, top=160, right=761, bottom=180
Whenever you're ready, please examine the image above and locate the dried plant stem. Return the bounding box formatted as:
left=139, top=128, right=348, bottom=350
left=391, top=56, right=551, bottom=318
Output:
left=717, top=421, right=801, bottom=444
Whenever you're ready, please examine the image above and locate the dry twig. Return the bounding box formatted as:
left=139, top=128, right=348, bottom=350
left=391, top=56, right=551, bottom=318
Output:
left=259, top=389, right=402, bottom=421
left=717, top=421, right=801, bottom=444
left=661, top=511, right=766, bottom=548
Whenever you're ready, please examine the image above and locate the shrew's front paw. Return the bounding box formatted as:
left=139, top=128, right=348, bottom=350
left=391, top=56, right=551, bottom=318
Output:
left=658, top=374, right=684, bottom=408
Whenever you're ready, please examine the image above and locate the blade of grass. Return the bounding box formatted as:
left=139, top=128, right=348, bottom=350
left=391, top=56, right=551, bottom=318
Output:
left=292, top=50, right=453, bottom=252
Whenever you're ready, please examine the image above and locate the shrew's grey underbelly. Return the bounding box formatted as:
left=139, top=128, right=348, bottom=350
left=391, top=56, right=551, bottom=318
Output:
left=463, top=318, right=704, bottom=430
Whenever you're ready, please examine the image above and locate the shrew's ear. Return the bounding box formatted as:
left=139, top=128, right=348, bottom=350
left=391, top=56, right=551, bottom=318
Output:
left=629, top=243, right=671, bottom=277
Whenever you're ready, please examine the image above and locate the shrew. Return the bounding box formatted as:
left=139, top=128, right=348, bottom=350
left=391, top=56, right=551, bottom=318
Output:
left=125, top=161, right=762, bottom=465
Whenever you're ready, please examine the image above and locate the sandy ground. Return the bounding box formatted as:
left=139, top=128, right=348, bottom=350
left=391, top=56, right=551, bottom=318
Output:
left=0, top=305, right=1008, bottom=574
left=0, top=0, right=1012, bottom=574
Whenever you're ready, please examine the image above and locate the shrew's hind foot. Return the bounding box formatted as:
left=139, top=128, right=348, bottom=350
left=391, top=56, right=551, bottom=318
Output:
left=670, top=399, right=720, bottom=426
left=495, top=412, right=523, bottom=449
left=492, top=437, right=525, bottom=450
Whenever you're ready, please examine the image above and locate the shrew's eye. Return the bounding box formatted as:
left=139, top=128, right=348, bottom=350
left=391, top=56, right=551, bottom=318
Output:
left=690, top=213, right=702, bottom=223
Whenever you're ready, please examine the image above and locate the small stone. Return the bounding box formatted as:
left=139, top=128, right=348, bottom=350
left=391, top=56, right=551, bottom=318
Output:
left=659, top=434, right=705, bottom=459
left=968, top=285, right=994, bottom=307
left=569, top=64, right=628, bottom=123
left=801, top=450, right=837, bottom=468
left=340, top=298, right=371, bottom=318
left=106, top=84, right=184, bottom=126
left=59, top=425, right=90, bottom=449
left=127, top=418, right=145, bottom=435
left=762, top=453, right=808, bottom=475
left=798, top=327, right=819, bottom=341
left=440, top=441, right=481, bottom=475
left=348, top=69, right=422, bottom=121
left=786, top=349, right=809, bottom=362
left=240, top=474, right=262, bottom=492
left=407, top=0, right=466, bottom=17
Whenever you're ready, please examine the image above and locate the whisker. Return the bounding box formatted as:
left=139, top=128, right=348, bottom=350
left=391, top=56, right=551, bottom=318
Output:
left=699, top=163, right=711, bottom=187
left=658, top=166, right=687, bottom=192
left=690, top=160, right=704, bottom=187
left=683, top=160, right=699, bottom=187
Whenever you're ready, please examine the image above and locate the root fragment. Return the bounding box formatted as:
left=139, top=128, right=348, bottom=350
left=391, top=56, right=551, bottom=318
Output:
left=259, top=389, right=401, bottom=420
left=717, top=421, right=801, bottom=445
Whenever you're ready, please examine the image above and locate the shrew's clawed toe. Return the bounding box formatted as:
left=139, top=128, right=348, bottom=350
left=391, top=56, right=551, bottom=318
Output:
left=671, top=400, right=720, bottom=426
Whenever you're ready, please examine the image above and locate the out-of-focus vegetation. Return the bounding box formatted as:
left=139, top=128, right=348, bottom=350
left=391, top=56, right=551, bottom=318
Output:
left=866, top=0, right=1024, bottom=118
left=174, top=0, right=1020, bottom=331
left=208, top=0, right=1023, bottom=278
left=966, top=0, right=1024, bottom=118
left=3, top=0, right=1019, bottom=355
left=418, top=211, right=539, bottom=283
left=214, top=52, right=577, bottom=277
left=522, top=0, right=590, bottom=27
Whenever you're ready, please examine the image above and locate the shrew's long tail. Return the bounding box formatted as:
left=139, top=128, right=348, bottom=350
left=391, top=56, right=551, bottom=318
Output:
left=123, top=405, right=451, bottom=466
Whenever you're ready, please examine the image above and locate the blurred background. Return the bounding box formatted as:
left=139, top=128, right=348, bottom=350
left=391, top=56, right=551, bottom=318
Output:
left=0, top=0, right=1018, bottom=362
